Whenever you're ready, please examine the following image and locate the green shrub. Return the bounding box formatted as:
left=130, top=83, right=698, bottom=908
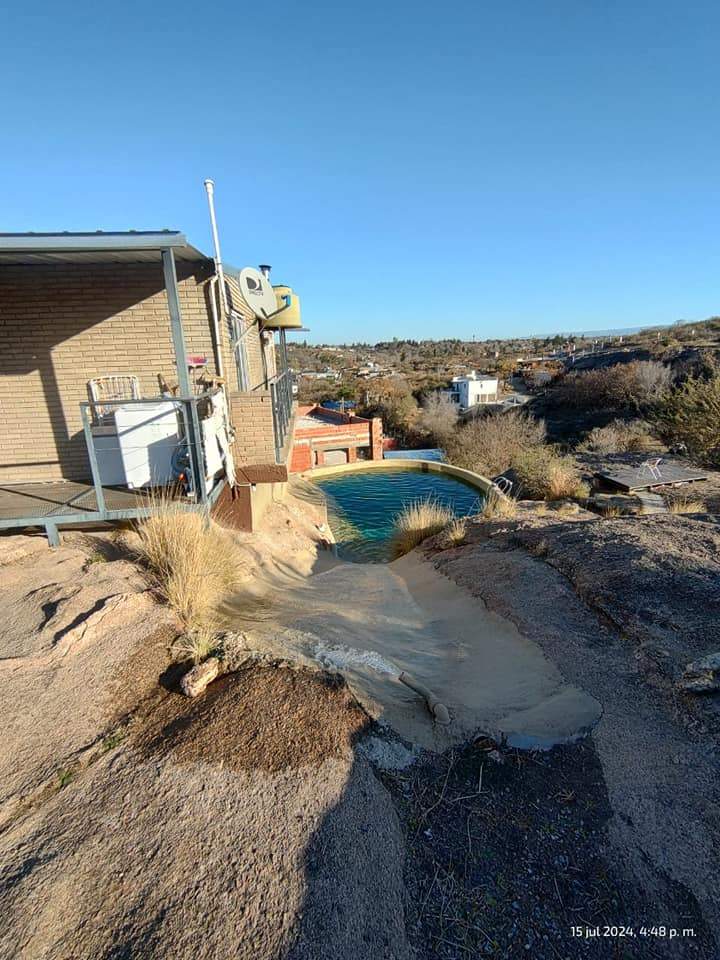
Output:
left=651, top=376, right=720, bottom=466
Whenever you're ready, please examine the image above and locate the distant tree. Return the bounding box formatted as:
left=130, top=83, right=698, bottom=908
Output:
left=357, top=377, right=418, bottom=440
left=415, top=393, right=458, bottom=444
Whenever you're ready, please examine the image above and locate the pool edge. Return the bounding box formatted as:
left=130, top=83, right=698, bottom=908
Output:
left=298, top=458, right=493, bottom=495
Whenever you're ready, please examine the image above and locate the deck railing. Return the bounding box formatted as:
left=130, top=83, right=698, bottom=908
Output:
left=79, top=393, right=218, bottom=511
left=269, top=369, right=294, bottom=462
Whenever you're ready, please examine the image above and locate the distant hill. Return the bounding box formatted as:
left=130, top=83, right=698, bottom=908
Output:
left=533, top=322, right=673, bottom=339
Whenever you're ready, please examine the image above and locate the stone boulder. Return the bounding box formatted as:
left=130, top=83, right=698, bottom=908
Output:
left=181, top=657, right=221, bottom=697
left=678, top=653, right=720, bottom=694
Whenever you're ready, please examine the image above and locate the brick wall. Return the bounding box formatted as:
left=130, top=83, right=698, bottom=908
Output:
left=0, top=260, right=271, bottom=483
left=228, top=392, right=277, bottom=466
left=289, top=405, right=384, bottom=472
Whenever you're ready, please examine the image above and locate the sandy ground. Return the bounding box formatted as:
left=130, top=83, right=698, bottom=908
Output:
left=224, top=551, right=600, bottom=751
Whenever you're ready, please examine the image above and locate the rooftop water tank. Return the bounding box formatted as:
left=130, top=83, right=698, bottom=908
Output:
left=264, top=284, right=302, bottom=329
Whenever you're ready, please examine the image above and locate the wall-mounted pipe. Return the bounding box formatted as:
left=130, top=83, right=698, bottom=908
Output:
left=207, top=276, right=224, bottom=380
left=204, top=179, right=228, bottom=315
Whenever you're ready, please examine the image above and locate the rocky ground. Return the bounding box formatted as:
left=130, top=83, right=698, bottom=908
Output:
left=1, top=489, right=719, bottom=959
left=383, top=740, right=714, bottom=959
left=421, top=505, right=720, bottom=955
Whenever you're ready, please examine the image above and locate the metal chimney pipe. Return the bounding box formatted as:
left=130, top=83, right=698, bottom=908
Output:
left=204, top=179, right=228, bottom=314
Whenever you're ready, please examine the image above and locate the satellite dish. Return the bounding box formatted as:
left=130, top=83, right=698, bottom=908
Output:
left=238, top=267, right=278, bottom=320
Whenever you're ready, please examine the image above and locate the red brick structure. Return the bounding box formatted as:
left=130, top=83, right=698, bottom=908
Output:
left=290, top=405, right=383, bottom=472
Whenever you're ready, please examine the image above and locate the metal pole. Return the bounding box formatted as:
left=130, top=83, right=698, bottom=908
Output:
left=45, top=520, right=60, bottom=548
left=162, top=249, right=206, bottom=503
left=162, top=249, right=192, bottom=397
left=80, top=403, right=107, bottom=515
left=204, top=179, right=228, bottom=315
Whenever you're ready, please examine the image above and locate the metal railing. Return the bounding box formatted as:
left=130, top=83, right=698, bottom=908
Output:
left=79, top=393, right=216, bottom=509
left=269, top=369, right=294, bottom=463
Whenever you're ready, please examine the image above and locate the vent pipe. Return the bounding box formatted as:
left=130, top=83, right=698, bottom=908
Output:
left=203, top=179, right=228, bottom=314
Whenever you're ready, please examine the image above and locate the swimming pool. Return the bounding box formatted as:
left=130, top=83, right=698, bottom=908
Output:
left=314, top=466, right=485, bottom=563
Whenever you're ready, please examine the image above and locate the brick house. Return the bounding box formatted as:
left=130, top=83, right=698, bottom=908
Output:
left=290, top=405, right=383, bottom=472
left=0, top=231, right=296, bottom=540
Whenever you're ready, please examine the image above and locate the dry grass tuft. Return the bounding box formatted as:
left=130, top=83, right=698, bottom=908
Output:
left=441, top=517, right=468, bottom=548
left=481, top=489, right=518, bottom=519
left=391, top=497, right=454, bottom=558
left=172, top=628, right=219, bottom=664
left=667, top=495, right=705, bottom=515
left=136, top=498, right=240, bottom=631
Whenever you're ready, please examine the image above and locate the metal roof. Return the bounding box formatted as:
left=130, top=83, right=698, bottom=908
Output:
left=0, top=231, right=210, bottom=265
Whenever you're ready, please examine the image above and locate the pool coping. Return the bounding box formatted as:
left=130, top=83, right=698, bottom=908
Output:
left=299, top=458, right=493, bottom=495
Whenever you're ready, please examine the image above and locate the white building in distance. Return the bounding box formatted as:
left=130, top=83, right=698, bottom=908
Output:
left=443, top=371, right=499, bottom=409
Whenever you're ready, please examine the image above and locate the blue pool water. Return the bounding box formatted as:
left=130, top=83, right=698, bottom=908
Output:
left=314, top=467, right=484, bottom=563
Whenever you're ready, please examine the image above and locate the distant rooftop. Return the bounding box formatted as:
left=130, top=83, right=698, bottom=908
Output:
left=0, top=230, right=209, bottom=265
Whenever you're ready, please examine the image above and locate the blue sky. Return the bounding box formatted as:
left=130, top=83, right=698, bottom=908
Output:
left=2, top=1, right=718, bottom=343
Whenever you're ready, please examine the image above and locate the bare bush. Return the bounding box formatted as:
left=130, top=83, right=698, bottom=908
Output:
left=652, top=376, right=720, bottom=466
left=514, top=447, right=588, bottom=500
left=549, top=361, right=673, bottom=410
left=444, top=410, right=546, bottom=477
left=576, top=419, right=656, bottom=454
left=391, top=497, right=454, bottom=558
left=416, top=393, right=459, bottom=444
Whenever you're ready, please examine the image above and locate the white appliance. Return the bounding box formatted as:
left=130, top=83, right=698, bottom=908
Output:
left=94, top=401, right=181, bottom=489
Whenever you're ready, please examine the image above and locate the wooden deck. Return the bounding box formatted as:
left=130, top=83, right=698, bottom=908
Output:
left=0, top=481, right=152, bottom=522
left=594, top=462, right=708, bottom=493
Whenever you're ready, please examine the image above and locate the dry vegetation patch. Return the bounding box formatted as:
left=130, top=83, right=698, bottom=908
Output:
left=667, top=495, right=705, bottom=515
left=135, top=662, right=369, bottom=772
left=549, top=360, right=672, bottom=411
left=391, top=497, right=455, bottom=557
left=481, top=489, right=518, bottom=519
left=443, top=410, right=546, bottom=477
left=440, top=517, right=468, bottom=548
left=135, top=501, right=241, bottom=632
left=513, top=447, right=588, bottom=501
left=577, top=418, right=656, bottom=454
